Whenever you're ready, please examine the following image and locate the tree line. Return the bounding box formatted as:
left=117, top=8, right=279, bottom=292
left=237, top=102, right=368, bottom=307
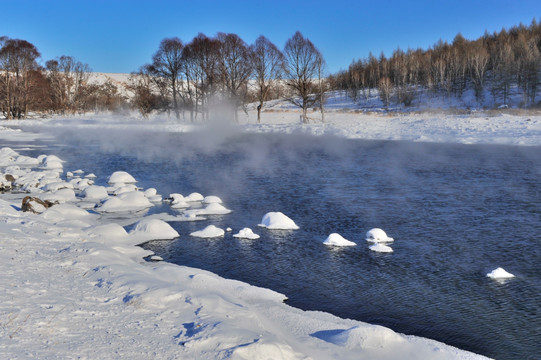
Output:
left=0, top=31, right=325, bottom=122
left=130, top=31, right=325, bottom=122
left=0, top=37, right=127, bottom=119
left=2, top=19, right=540, bottom=120
left=332, top=19, right=541, bottom=108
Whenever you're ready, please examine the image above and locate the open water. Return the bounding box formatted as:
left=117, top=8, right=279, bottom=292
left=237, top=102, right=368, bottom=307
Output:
left=12, top=127, right=541, bottom=360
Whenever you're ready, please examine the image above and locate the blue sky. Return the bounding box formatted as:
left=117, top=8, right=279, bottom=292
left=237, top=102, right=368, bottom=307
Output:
left=2, top=0, right=540, bottom=74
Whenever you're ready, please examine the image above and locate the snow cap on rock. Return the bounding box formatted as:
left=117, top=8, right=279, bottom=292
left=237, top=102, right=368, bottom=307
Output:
left=108, top=171, right=137, bottom=184
left=366, top=228, right=394, bottom=243
left=323, top=233, right=356, bottom=247
left=190, top=225, right=225, bottom=238
left=258, top=212, right=299, bottom=230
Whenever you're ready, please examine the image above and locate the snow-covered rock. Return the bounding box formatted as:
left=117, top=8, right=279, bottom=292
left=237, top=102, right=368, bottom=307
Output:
left=258, top=212, right=299, bottom=230
left=366, top=228, right=394, bottom=243
left=41, top=188, right=77, bottom=203
left=129, top=218, right=179, bottom=243
left=41, top=155, right=64, bottom=170
left=197, top=202, right=232, bottom=215
left=96, top=191, right=153, bottom=213
left=81, top=186, right=109, bottom=201
left=323, top=233, right=356, bottom=247
left=203, top=195, right=223, bottom=204
left=87, top=223, right=129, bottom=241
left=107, top=171, right=136, bottom=184
left=487, top=267, right=515, bottom=280
left=185, top=192, right=204, bottom=202
left=143, top=188, right=162, bottom=202
left=167, top=193, right=190, bottom=209
left=190, top=225, right=225, bottom=238
left=233, top=227, right=260, bottom=239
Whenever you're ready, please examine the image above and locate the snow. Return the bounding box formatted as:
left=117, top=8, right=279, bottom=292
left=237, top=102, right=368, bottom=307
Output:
left=128, top=218, right=180, bottom=244
left=486, top=267, right=515, bottom=280
left=95, top=191, right=153, bottom=213
left=369, top=243, right=394, bottom=253
left=233, top=227, right=260, bottom=239
left=80, top=185, right=109, bottom=201
left=203, top=195, right=223, bottom=204
left=185, top=192, right=204, bottom=202
left=366, top=228, right=394, bottom=243
left=108, top=170, right=137, bottom=184
left=0, top=97, right=517, bottom=359
left=190, top=224, right=225, bottom=238
left=259, top=212, right=300, bottom=230
left=323, top=233, right=356, bottom=247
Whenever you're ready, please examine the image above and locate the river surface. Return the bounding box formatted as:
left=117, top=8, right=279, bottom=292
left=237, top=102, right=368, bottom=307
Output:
left=10, top=125, right=541, bottom=360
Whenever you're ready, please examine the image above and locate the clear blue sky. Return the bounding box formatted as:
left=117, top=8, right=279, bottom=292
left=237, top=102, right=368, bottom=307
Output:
left=2, top=0, right=540, bottom=74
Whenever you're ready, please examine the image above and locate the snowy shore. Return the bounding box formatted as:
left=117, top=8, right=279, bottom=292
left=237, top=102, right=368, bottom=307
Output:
left=3, top=108, right=534, bottom=359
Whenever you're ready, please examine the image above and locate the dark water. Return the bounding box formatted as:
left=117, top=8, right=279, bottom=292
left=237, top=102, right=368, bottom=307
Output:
left=10, top=126, right=541, bottom=359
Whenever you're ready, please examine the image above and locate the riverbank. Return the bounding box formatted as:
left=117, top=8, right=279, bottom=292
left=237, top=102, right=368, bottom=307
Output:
left=0, top=119, right=497, bottom=359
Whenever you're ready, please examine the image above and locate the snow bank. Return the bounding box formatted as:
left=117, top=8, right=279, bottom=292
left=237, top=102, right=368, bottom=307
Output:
left=323, top=233, right=356, bottom=247
left=366, top=228, right=394, bottom=243
left=259, top=212, right=299, bottom=230
left=233, top=227, right=260, bottom=239
left=190, top=225, right=225, bottom=238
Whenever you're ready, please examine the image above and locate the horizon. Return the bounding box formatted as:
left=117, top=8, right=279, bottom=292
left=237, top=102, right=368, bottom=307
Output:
left=1, top=0, right=541, bottom=74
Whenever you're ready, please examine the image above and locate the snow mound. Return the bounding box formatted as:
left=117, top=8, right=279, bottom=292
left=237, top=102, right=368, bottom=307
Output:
left=258, top=212, right=299, bottom=230
left=198, top=203, right=232, bottom=215
left=41, top=181, right=74, bottom=192
left=81, top=185, right=109, bottom=201
left=40, top=203, right=93, bottom=222
left=108, top=171, right=136, bottom=184
left=41, top=155, right=64, bottom=170
left=323, top=233, right=356, bottom=247
left=129, top=218, right=179, bottom=243
left=203, top=195, right=222, bottom=204
left=110, top=184, right=138, bottom=195
left=487, top=267, right=515, bottom=280
left=96, top=191, right=153, bottom=213
left=168, top=193, right=189, bottom=209
left=41, top=188, right=77, bottom=203
left=366, top=228, right=394, bottom=243
left=369, top=243, right=394, bottom=253
left=233, top=228, right=260, bottom=239
left=185, top=192, right=204, bottom=202
left=190, top=225, right=225, bottom=238
left=311, top=324, right=405, bottom=350
left=144, top=188, right=162, bottom=202
left=87, top=223, right=129, bottom=240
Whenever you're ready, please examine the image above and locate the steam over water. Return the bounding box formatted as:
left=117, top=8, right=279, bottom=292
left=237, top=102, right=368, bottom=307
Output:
left=17, top=127, right=541, bottom=360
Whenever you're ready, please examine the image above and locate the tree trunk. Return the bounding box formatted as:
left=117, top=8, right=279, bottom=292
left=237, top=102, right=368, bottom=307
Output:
left=257, top=102, right=262, bottom=123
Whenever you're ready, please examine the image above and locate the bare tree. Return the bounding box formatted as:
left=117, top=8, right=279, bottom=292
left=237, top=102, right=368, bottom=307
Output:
left=249, top=35, right=283, bottom=123
left=150, top=38, right=184, bottom=119
left=128, top=65, right=164, bottom=117
left=467, top=40, right=489, bottom=102
left=182, top=33, right=221, bottom=120
left=0, top=38, right=41, bottom=119
left=216, top=33, right=252, bottom=122
left=283, top=31, right=324, bottom=123
left=378, top=77, right=392, bottom=108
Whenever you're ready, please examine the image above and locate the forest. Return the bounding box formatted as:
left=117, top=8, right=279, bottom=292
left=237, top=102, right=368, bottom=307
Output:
left=1, top=19, right=540, bottom=120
